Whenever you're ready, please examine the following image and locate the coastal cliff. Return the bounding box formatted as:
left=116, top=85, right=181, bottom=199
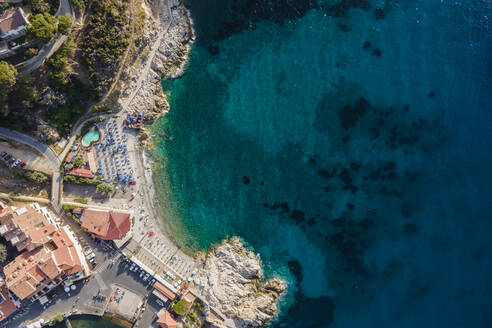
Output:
left=194, top=238, right=287, bottom=328
left=116, top=0, right=194, bottom=126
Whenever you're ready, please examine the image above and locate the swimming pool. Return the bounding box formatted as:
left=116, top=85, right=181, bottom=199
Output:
left=81, top=129, right=100, bottom=147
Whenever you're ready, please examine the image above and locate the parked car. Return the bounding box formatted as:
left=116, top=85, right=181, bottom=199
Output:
left=143, top=273, right=149, bottom=281
left=155, top=299, right=164, bottom=307
left=8, top=158, right=15, bottom=165
left=0, top=152, right=6, bottom=158
left=13, top=160, right=21, bottom=167
left=150, top=279, right=155, bottom=285
left=139, top=271, right=145, bottom=278
left=4, top=154, right=12, bottom=161
left=20, top=162, right=26, bottom=167
left=130, top=264, right=135, bottom=271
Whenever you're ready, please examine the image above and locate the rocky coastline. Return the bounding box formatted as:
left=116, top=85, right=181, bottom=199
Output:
left=194, top=238, right=287, bottom=328
left=116, top=1, right=287, bottom=327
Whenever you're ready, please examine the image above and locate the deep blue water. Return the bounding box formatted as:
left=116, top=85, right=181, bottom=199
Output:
left=152, top=1, right=492, bottom=327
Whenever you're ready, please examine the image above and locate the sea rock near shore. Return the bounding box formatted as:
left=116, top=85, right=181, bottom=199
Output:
left=194, top=237, right=287, bottom=328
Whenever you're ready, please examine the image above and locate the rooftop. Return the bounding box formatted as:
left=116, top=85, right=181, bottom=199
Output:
left=0, top=284, right=18, bottom=322
left=156, top=309, right=180, bottom=328
left=81, top=208, right=131, bottom=240
left=1, top=204, right=86, bottom=300
left=0, top=7, right=28, bottom=36
left=153, top=282, right=176, bottom=301
left=68, top=168, right=93, bottom=178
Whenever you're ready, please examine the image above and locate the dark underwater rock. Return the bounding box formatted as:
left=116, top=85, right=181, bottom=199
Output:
left=339, top=97, right=370, bottom=129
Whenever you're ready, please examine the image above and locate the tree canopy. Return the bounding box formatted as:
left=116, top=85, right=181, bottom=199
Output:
left=30, top=0, right=51, bottom=13
left=58, top=13, right=73, bottom=35
left=27, top=12, right=57, bottom=42
left=0, top=61, right=17, bottom=101
left=25, top=171, right=48, bottom=184
left=172, top=299, right=190, bottom=316
left=96, top=183, right=113, bottom=194
left=0, top=243, right=7, bottom=263
left=72, top=156, right=83, bottom=167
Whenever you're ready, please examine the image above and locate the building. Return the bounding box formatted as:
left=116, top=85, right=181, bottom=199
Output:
left=183, top=290, right=196, bottom=304
left=68, top=168, right=94, bottom=178
left=0, top=7, right=29, bottom=42
left=152, top=281, right=176, bottom=304
left=0, top=281, right=19, bottom=323
left=0, top=202, right=58, bottom=253
left=156, top=309, right=180, bottom=328
left=0, top=203, right=90, bottom=302
left=80, top=208, right=131, bottom=241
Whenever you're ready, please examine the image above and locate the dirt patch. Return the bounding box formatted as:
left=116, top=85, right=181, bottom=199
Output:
left=0, top=164, right=50, bottom=198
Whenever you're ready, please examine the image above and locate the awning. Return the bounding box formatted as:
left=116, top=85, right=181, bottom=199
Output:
left=152, top=290, right=169, bottom=302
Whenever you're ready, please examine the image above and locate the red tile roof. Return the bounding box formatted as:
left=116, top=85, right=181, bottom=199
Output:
left=68, top=168, right=93, bottom=178
left=0, top=284, right=18, bottom=322
left=156, top=309, right=179, bottom=328
left=154, top=282, right=176, bottom=301
left=65, top=153, right=75, bottom=163
left=81, top=209, right=131, bottom=240
left=1, top=205, right=86, bottom=300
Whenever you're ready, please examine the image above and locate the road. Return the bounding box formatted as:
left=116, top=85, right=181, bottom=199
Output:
left=0, top=127, right=62, bottom=212
left=2, top=249, right=160, bottom=328
left=17, top=0, right=74, bottom=75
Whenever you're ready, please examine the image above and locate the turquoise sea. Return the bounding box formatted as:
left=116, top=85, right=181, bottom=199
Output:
left=152, top=0, right=492, bottom=327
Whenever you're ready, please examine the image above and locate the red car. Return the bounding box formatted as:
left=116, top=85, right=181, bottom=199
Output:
left=129, top=181, right=136, bottom=185
left=20, top=162, right=26, bottom=167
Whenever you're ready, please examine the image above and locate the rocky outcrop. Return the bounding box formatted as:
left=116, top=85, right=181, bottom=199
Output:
left=116, top=0, right=195, bottom=123
left=193, top=238, right=287, bottom=328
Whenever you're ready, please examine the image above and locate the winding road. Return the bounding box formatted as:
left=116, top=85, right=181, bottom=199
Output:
left=17, top=0, right=74, bottom=75
left=0, top=127, right=62, bottom=213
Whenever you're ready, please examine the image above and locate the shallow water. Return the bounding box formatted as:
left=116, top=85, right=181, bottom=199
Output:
left=70, top=316, right=121, bottom=328
left=152, top=0, right=492, bottom=327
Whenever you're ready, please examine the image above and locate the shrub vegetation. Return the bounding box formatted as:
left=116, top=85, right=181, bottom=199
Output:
left=81, top=0, right=130, bottom=95
left=27, top=12, right=57, bottom=42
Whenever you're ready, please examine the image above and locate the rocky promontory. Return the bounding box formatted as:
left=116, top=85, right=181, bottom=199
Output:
left=193, top=238, right=287, bottom=328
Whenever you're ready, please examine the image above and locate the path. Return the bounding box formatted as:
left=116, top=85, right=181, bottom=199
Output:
left=0, top=192, right=50, bottom=204
left=60, top=0, right=137, bottom=160
left=17, top=0, right=74, bottom=75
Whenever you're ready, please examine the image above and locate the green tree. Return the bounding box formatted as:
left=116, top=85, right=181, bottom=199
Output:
left=58, top=13, right=73, bottom=35
left=172, top=299, right=190, bottom=316
left=72, top=0, right=89, bottom=10
left=96, top=183, right=113, bottom=194
left=49, top=313, right=63, bottom=326
left=48, top=39, right=74, bottom=85
left=0, top=243, right=7, bottom=263
left=25, top=171, right=48, bottom=184
left=30, top=0, right=51, bottom=13
left=27, top=12, right=57, bottom=42
left=0, top=61, right=17, bottom=101
left=73, top=156, right=83, bottom=167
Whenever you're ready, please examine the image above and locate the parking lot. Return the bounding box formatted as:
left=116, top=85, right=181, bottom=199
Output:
left=0, top=139, right=53, bottom=174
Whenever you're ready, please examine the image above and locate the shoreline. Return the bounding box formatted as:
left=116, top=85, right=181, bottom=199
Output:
left=113, top=0, right=287, bottom=326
